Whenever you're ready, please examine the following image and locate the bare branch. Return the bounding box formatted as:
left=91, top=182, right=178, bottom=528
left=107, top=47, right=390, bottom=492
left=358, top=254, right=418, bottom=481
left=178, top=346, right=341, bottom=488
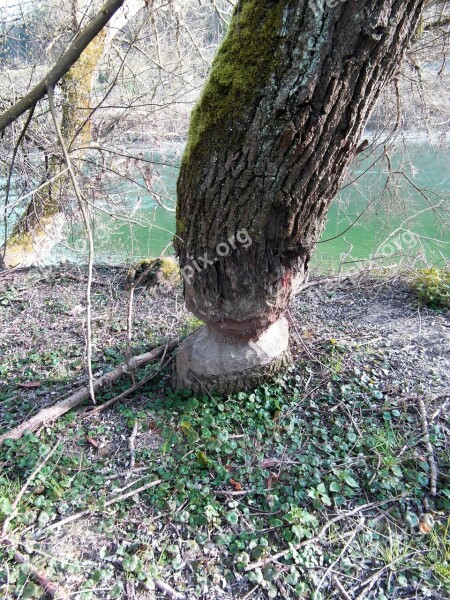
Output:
left=0, top=0, right=125, bottom=133
left=424, top=15, right=450, bottom=30
left=47, top=84, right=96, bottom=403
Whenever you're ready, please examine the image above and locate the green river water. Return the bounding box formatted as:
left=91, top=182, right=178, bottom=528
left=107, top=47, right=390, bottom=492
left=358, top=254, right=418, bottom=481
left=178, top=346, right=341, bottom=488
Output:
left=65, top=141, right=449, bottom=271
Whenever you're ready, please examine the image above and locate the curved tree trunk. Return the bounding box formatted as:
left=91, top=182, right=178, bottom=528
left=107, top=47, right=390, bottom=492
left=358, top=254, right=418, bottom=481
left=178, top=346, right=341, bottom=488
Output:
left=2, top=28, right=106, bottom=268
left=174, top=0, right=424, bottom=392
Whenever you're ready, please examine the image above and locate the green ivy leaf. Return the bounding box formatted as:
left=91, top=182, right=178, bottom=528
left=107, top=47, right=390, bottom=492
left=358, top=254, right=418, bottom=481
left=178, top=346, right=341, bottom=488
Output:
left=329, top=481, right=340, bottom=493
left=343, top=473, right=359, bottom=488
left=226, top=511, right=239, bottom=525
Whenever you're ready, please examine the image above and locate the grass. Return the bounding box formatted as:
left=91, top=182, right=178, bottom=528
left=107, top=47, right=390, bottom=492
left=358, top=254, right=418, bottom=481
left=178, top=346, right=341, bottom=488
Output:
left=412, top=266, right=450, bottom=309
left=0, top=343, right=449, bottom=599
left=1, top=268, right=448, bottom=598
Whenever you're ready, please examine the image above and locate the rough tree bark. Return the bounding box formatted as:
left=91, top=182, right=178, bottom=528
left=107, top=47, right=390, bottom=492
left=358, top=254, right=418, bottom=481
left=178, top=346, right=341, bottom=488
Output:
left=174, top=0, right=424, bottom=392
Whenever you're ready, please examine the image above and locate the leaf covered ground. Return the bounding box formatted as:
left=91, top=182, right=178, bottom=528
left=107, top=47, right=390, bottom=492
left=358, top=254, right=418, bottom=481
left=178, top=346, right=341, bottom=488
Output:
left=0, top=266, right=449, bottom=599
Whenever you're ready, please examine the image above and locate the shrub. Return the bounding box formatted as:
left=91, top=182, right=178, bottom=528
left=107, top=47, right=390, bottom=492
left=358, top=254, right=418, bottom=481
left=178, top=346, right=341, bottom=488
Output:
left=413, top=267, right=450, bottom=308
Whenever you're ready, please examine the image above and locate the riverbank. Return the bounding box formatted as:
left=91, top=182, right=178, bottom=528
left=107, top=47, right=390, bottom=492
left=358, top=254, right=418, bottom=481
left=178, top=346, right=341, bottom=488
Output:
left=0, top=265, right=449, bottom=599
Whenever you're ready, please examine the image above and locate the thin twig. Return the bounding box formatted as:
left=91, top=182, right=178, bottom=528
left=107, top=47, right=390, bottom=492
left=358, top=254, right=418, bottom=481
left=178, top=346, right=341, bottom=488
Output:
left=315, top=518, right=364, bottom=595
left=47, top=84, right=96, bottom=404
left=332, top=575, right=352, bottom=600
left=417, top=396, right=438, bottom=496
left=1, top=537, right=69, bottom=600
left=125, top=257, right=159, bottom=385
left=83, top=354, right=174, bottom=417
left=126, top=284, right=138, bottom=387
left=245, top=499, right=397, bottom=571
left=127, top=421, right=139, bottom=475
left=214, top=490, right=252, bottom=496
left=44, top=479, right=163, bottom=532
left=154, top=579, right=187, bottom=600
left=2, top=440, right=60, bottom=536
left=355, top=553, right=415, bottom=599
left=124, top=241, right=172, bottom=385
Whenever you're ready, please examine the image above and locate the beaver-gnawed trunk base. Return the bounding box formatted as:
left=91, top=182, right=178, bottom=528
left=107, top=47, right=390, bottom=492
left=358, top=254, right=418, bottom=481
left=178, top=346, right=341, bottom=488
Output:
left=173, top=316, right=290, bottom=394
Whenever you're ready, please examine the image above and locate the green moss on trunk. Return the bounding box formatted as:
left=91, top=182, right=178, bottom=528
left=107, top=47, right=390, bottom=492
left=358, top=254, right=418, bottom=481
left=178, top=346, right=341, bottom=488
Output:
left=182, top=0, right=285, bottom=168
left=2, top=32, right=106, bottom=268
left=61, top=29, right=106, bottom=147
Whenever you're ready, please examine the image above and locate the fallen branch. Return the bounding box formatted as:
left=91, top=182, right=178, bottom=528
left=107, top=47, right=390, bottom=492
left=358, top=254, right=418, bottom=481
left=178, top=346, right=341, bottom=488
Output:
left=154, top=579, right=188, bottom=600
left=0, top=342, right=177, bottom=443
left=82, top=350, right=173, bottom=417
left=417, top=396, right=438, bottom=496
left=1, top=536, right=68, bottom=600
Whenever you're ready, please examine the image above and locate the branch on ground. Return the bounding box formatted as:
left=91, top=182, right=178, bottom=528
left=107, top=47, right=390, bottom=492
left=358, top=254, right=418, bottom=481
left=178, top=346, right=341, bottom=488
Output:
left=0, top=341, right=177, bottom=443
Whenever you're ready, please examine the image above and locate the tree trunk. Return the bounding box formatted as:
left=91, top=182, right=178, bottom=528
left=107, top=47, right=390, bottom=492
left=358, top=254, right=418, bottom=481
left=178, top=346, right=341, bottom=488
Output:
left=174, top=0, right=424, bottom=392
left=2, top=29, right=106, bottom=268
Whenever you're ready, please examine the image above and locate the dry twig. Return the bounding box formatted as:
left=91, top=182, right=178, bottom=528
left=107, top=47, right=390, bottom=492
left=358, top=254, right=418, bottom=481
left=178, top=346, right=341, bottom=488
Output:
left=48, top=84, right=96, bottom=404
left=154, top=579, right=188, bottom=600
left=2, top=441, right=60, bottom=536
left=417, top=396, right=438, bottom=496
left=127, top=421, right=139, bottom=474
left=44, top=478, right=163, bottom=532
left=332, top=575, right=352, bottom=600
left=1, top=537, right=69, bottom=600
left=315, top=518, right=364, bottom=596
left=83, top=349, right=174, bottom=417
left=245, top=499, right=396, bottom=572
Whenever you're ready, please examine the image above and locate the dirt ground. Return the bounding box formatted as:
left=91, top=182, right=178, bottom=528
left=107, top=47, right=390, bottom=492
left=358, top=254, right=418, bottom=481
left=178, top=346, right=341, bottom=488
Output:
left=1, top=265, right=448, bottom=404
left=0, top=265, right=449, bottom=600
left=292, top=275, right=449, bottom=400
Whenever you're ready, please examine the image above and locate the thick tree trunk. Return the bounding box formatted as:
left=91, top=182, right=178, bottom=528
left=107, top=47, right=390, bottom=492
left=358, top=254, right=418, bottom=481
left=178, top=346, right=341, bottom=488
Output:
left=174, top=0, right=424, bottom=391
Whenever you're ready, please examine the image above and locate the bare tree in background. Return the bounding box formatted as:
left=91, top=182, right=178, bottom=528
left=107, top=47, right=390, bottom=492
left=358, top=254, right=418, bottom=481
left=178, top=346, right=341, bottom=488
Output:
left=0, top=0, right=233, bottom=267
left=0, top=0, right=447, bottom=277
